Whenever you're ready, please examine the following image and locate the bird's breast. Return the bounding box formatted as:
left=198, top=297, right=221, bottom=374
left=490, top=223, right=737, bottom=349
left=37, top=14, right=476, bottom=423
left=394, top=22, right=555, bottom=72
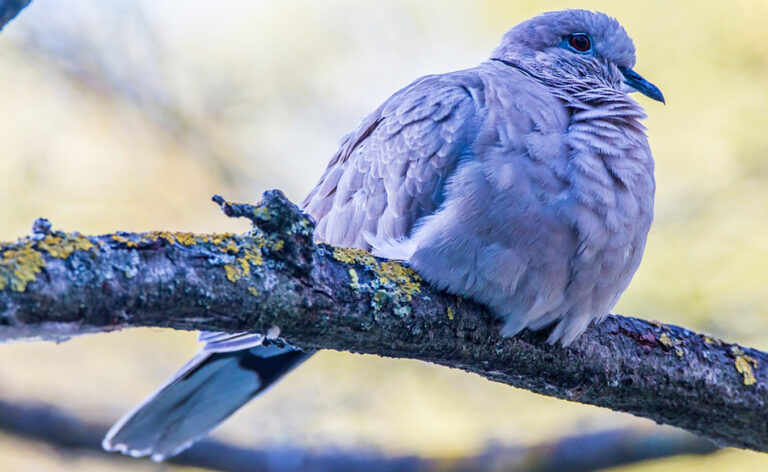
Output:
left=556, top=101, right=655, bottom=294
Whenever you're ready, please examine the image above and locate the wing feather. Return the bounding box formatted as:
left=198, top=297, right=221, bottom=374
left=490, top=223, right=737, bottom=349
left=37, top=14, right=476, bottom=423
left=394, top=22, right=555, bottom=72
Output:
left=302, top=73, right=480, bottom=249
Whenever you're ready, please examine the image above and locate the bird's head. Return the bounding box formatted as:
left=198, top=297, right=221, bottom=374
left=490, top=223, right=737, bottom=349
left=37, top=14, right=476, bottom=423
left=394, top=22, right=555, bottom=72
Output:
left=491, top=10, right=664, bottom=103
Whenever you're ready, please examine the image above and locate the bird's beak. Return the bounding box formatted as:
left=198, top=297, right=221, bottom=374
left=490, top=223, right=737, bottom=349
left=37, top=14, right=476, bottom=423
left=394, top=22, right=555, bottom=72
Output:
left=618, top=66, right=665, bottom=104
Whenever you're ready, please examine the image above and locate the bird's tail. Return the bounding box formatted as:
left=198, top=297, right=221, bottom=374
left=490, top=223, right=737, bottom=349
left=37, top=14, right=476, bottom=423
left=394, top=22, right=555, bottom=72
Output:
left=102, top=342, right=311, bottom=461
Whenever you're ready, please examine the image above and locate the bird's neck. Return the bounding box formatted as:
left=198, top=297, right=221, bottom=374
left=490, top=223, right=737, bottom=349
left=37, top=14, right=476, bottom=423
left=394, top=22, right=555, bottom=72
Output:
left=561, top=91, right=655, bottom=230
left=563, top=90, right=650, bottom=167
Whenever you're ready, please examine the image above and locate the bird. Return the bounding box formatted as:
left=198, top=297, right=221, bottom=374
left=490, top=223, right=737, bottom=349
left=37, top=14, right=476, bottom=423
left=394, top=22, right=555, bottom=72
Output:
left=103, top=9, right=663, bottom=461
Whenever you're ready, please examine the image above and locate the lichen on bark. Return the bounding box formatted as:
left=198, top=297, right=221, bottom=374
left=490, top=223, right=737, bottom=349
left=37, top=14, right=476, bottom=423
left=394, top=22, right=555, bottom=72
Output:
left=0, top=190, right=767, bottom=454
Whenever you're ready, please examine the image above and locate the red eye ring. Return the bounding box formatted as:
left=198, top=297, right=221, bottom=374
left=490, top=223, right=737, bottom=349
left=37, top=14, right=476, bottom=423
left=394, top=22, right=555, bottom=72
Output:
left=568, top=33, right=591, bottom=52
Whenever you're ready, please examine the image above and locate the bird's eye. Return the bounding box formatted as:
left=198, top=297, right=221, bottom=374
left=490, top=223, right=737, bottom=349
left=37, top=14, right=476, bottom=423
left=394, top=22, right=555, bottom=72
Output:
left=567, top=33, right=592, bottom=53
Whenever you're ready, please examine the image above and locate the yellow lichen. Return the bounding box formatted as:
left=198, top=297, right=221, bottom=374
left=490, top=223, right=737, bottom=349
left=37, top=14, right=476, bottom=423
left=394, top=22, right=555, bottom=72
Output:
left=378, top=261, right=421, bottom=300
left=155, top=231, right=178, bottom=244
left=174, top=232, right=197, bottom=246
left=731, top=346, right=758, bottom=386
left=1, top=230, right=97, bottom=292
left=332, top=247, right=423, bottom=313
left=111, top=234, right=139, bottom=247
left=333, top=247, right=377, bottom=266
left=38, top=235, right=62, bottom=248
left=248, top=287, right=260, bottom=297
left=222, top=240, right=239, bottom=253
left=447, top=306, right=455, bottom=321
left=272, top=239, right=284, bottom=251
left=704, top=335, right=723, bottom=345
left=0, top=244, right=45, bottom=292
left=211, top=233, right=235, bottom=245
left=348, top=268, right=360, bottom=289
left=38, top=234, right=94, bottom=259
left=224, top=245, right=263, bottom=283
left=110, top=231, right=246, bottom=256
left=659, top=333, right=685, bottom=357
left=134, top=231, right=177, bottom=245
left=253, top=206, right=272, bottom=221
left=225, top=255, right=253, bottom=282
left=243, top=247, right=263, bottom=266
left=224, top=264, right=242, bottom=282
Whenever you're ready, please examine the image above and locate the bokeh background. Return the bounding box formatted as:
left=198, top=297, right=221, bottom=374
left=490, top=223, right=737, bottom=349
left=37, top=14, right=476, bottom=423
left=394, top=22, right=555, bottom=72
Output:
left=1, top=0, right=767, bottom=470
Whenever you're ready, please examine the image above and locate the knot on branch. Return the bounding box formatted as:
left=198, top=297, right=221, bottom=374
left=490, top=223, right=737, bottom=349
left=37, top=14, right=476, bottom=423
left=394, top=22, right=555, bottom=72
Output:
left=31, top=218, right=53, bottom=238
left=213, top=190, right=316, bottom=275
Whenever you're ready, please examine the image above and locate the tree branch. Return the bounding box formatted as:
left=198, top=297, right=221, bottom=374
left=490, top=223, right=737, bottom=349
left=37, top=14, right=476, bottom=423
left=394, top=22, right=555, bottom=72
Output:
left=0, top=397, right=717, bottom=472
left=0, top=190, right=765, bottom=452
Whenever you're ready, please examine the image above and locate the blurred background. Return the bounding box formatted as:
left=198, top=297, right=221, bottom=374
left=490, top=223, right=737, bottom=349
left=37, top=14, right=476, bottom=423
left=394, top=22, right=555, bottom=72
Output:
left=0, top=0, right=767, bottom=470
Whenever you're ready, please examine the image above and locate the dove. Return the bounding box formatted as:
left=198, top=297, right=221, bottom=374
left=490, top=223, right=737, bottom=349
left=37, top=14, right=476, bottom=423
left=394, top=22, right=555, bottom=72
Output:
left=104, top=9, right=663, bottom=461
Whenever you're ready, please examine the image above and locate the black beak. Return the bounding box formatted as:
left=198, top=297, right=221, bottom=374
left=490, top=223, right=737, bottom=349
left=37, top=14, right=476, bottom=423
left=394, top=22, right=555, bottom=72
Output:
left=618, top=66, right=665, bottom=104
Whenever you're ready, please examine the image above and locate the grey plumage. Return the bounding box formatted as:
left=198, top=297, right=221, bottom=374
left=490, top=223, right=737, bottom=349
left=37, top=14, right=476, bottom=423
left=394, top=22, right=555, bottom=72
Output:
left=307, top=9, right=657, bottom=345
left=104, top=9, right=661, bottom=460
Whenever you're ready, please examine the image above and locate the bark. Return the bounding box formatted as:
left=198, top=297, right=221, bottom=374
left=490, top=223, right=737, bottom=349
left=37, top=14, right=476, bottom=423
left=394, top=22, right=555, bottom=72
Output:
left=0, top=397, right=717, bottom=472
left=0, top=190, right=766, bottom=453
